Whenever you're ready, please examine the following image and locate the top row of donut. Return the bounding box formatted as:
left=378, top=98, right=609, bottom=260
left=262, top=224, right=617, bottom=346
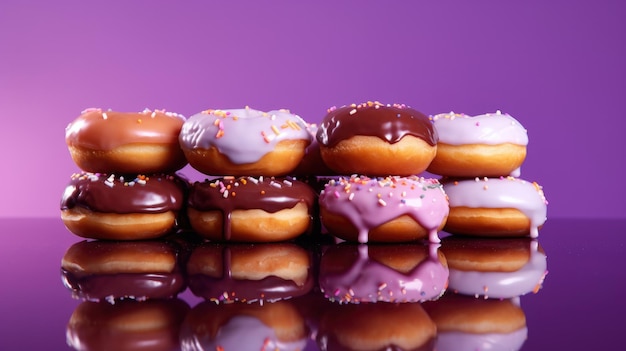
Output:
left=65, top=102, right=528, bottom=178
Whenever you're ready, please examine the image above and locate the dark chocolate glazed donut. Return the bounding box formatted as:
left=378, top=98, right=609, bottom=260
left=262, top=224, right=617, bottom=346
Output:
left=187, top=176, right=316, bottom=240
left=60, top=172, right=187, bottom=214
left=316, top=101, right=438, bottom=147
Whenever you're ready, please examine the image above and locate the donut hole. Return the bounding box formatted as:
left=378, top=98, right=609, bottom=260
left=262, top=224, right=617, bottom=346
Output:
left=319, top=135, right=436, bottom=176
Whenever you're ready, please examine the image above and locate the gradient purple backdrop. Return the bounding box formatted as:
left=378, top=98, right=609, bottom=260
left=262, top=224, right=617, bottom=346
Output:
left=1, top=1, right=624, bottom=218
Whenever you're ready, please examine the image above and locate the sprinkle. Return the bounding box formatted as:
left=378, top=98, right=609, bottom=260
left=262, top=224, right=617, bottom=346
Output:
left=270, top=181, right=281, bottom=188
left=137, top=119, right=142, bottom=124
left=261, top=131, right=271, bottom=143
left=215, top=129, right=224, bottom=138
left=102, top=112, right=108, bottom=120
left=378, top=199, right=387, bottom=206
left=348, top=193, right=355, bottom=201
left=349, top=108, right=357, bottom=115
left=151, top=111, right=157, bottom=118
left=334, top=191, right=340, bottom=198
left=483, top=185, right=488, bottom=190
left=271, top=125, right=281, bottom=135
left=222, top=191, right=229, bottom=198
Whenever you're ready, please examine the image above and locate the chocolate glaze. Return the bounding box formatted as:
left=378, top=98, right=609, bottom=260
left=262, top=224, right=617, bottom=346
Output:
left=316, top=102, right=438, bottom=147
left=187, top=177, right=316, bottom=240
left=317, top=333, right=436, bottom=351
left=187, top=245, right=314, bottom=303
left=60, top=172, right=187, bottom=214
left=61, top=270, right=186, bottom=302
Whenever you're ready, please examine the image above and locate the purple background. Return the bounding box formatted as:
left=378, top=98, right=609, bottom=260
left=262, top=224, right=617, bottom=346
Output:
left=1, top=0, right=624, bottom=219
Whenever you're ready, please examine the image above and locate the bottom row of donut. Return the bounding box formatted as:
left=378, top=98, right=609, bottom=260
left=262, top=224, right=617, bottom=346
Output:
left=61, top=172, right=548, bottom=243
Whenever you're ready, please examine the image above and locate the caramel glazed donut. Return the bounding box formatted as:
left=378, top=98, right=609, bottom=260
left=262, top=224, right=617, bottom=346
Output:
left=316, top=101, right=438, bottom=176
left=179, top=107, right=312, bottom=176
left=60, top=172, right=187, bottom=240
left=65, top=108, right=188, bottom=174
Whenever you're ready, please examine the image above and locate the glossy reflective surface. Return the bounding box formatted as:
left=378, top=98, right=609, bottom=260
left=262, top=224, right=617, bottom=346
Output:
left=0, top=218, right=624, bottom=350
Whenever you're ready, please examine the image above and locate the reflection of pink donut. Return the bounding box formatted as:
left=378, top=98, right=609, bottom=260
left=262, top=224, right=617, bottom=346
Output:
left=319, top=175, right=449, bottom=243
left=179, top=107, right=311, bottom=176
left=428, top=111, right=528, bottom=177
left=443, top=177, right=548, bottom=238
left=319, top=244, right=449, bottom=303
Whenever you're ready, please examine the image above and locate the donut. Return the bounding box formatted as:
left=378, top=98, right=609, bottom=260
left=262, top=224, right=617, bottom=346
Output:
left=317, top=300, right=436, bottom=351
left=60, top=172, right=188, bottom=240
left=66, top=299, right=190, bottom=351
left=186, top=243, right=314, bottom=303
left=179, top=107, right=311, bottom=176
left=65, top=108, right=187, bottom=174
left=428, top=111, right=528, bottom=177
left=443, top=176, right=548, bottom=238
left=316, top=101, right=438, bottom=176
left=318, top=243, right=449, bottom=303
left=318, top=175, right=449, bottom=243
left=180, top=300, right=308, bottom=351
left=422, top=294, right=527, bottom=351
left=441, top=236, right=548, bottom=299
left=60, top=240, right=187, bottom=302
left=187, top=176, right=316, bottom=242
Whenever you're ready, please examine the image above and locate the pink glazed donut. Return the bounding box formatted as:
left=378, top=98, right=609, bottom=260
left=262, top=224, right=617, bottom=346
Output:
left=428, top=111, right=528, bottom=177
left=319, top=175, right=449, bottom=243
left=443, top=177, right=548, bottom=238
left=179, top=107, right=311, bottom=176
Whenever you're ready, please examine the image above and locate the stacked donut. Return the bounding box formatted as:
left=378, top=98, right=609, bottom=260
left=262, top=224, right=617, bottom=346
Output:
left=61, top=108, right=189, bottom=241
left=427, top=111, right=548, bottom=238
left=60, top=108, right=192, bottom=303
left=178, top=107, right=317, bottom=243
left=316, top=101, right=450, bottom=244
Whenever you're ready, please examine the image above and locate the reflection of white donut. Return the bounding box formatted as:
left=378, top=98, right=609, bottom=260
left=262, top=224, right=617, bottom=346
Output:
left=448, top=241, right=547, bottom=299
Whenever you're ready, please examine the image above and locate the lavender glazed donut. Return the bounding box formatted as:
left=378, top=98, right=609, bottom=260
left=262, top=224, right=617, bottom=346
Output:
left=318, top=175, right=449, bottom=243
left=428, top=111, right=528, bottom=177
left=65, top=108, right=187, bottom=174
left=316, top=101, right=438, bottom=176
left=179, top=107, right=311, bottom=176
left=443, top=177, right=548, bottom=238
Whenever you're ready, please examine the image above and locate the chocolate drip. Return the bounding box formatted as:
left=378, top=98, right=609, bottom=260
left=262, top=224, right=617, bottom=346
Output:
left=187, top=177, right=316, bottom=240
left=60, top=173, right=186, bottom=214
left=316, top=103, right=438, bottom=147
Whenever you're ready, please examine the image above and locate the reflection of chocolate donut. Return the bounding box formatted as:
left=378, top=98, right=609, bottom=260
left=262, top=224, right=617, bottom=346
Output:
left=60, top=240, right=186, bottom=302
left=318, top=302, right=436, bottom=351
left=186, top=243, right=314, bottom=303
left=441, top=236, right=548, bottom=299
left=180, top=300, right=308, bottom=351
left=319, top=243, right=449, bottom=303
left=67, top=298, right=189, bottom=351
left=60, top=172, right=188, bottom=240
left=187, top=176, right=316, bottom=242
left=423, top=294, right=527, bottom=351
left=316, top=101, right=438, bottom=176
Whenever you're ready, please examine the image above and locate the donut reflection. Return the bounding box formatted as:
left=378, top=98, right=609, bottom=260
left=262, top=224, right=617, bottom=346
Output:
left=423, top=293, right=528, bottom=351
left=186, top=242, right=314, bottom=303
left=60, top=239, right=187, bottom=303
left=317, top=301, right=436, bottom=351
left=318, top=243, right=448, bottom=303
left=67, top=298, right=190, bottom=351
left=441, top=237, right=548, bottom=299
left=180, top=300, right=308, bottom=351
